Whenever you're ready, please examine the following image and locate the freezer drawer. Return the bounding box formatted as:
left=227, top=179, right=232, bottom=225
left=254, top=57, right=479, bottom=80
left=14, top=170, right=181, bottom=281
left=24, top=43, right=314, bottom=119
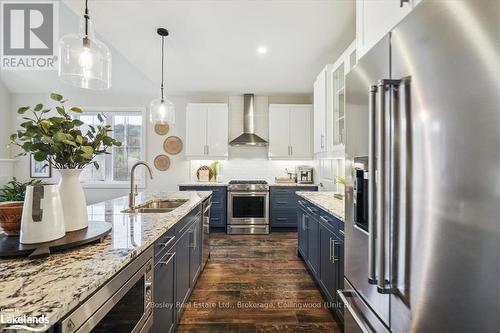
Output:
left=338, top=279, right=390, bottom=333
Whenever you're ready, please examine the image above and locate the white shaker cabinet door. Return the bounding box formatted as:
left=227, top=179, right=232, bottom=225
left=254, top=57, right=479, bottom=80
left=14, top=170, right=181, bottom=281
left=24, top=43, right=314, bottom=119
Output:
left=313, top=70, right=327, bottom=154
left=356, top=0, right=414, bottom=59
left=290, top=105, right=313, bottom=159
left=206, top=104, right=228, bottom=158
left=186, top=104, right=208, bottom=157
left=269, top=104, right=291, bottom=158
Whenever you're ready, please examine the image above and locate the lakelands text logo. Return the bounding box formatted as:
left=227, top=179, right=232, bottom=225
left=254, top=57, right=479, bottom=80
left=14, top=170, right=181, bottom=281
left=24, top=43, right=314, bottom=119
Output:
left=1, top=1, right=58, bottom=70
left=0, top=308, right=49, bottom=332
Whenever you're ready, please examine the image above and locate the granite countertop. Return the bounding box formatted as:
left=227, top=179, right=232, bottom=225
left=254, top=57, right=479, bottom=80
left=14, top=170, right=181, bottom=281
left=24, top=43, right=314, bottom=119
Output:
left=296, top=191, right=345, bottom=221
left=0, top=191, right=210, bottom=332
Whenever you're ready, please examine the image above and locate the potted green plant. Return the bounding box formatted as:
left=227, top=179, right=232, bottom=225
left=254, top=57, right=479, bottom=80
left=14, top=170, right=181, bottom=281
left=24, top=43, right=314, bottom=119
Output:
left=334, top=176, right=346, bottom=200
left=0, top=178, right=42, bottom=236
left=10, top=93, right=121, bottom=231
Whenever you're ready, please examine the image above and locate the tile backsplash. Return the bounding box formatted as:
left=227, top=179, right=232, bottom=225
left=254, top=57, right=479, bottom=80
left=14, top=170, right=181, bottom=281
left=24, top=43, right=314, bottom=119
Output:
left=189, top=159, right=315, bottom=183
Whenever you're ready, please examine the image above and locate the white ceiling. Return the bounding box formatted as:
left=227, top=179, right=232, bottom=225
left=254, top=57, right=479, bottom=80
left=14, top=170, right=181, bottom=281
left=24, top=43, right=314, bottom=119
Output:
left=1, top=0, right=355, bottom=95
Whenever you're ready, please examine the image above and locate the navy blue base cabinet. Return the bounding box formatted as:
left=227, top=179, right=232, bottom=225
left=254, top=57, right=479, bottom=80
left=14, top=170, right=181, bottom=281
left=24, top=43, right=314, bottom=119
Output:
left=270, top=186, right=318, bottom=229
left=152, top=203, right=204, bottom=333
left=179, top=186, right=227, bottom=230
left=297, top=198, right=344, bottom=323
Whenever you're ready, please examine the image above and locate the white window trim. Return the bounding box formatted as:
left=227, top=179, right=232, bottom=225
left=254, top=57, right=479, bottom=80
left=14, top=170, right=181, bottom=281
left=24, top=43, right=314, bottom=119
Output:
left=78, top=106, right=147, bottom=189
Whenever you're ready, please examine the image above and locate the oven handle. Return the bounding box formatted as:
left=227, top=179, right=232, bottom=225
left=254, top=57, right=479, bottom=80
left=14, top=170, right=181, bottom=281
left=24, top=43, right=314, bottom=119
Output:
left=229, top=191, right=269, bottom=197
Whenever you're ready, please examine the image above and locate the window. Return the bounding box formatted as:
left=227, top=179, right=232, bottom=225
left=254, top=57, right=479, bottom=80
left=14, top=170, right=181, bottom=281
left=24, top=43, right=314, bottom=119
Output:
left=78, top=107, right=146, bottom=188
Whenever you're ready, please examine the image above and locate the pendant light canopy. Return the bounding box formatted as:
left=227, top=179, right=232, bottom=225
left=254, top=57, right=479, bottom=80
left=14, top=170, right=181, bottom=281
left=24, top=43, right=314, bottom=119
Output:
left=150, top=28, right=175, bottom=125
left=58, top=0, right=111, bottom=90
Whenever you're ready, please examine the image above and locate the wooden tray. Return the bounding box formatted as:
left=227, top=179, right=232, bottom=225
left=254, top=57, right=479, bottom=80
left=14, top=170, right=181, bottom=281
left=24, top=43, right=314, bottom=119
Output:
left=0, top=221, right=112, bottom=259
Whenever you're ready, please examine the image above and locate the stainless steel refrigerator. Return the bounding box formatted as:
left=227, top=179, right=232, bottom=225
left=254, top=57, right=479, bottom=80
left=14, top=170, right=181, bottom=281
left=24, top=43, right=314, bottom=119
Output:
left=341, top=0, right=500, bottom=332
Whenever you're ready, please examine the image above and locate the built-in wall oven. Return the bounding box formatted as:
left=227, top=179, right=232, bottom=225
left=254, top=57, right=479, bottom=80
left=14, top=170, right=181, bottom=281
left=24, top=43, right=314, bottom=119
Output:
left=227, top=180, right=269, bottom=234
left=60, top=247, right=154, bottom=333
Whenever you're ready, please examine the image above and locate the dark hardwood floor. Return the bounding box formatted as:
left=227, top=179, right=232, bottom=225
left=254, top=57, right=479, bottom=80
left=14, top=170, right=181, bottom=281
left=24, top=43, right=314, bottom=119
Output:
left=176, top=232, right=340, bottom=333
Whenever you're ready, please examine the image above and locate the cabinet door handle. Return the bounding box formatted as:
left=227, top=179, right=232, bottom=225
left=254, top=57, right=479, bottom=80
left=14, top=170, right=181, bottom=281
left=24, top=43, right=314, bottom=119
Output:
left=189, top=227, right=197, bottom=248
left=329, top=237, right=333, bottom=262
left=320, top=216, right=329, bottom=224
left=400, top=0, right=409, bottom=7
left=290, top=146, right=293, bottom=155
left=159, top=252, right=176, bottom=266
left=331, top=238, right=338, bottom=263
left=277, top=201, right=289, bottom=205
left=277, top=217, right=288, bottom=221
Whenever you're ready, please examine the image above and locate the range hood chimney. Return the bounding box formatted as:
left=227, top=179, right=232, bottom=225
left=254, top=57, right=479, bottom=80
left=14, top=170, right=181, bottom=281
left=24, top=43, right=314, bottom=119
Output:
left=229, top=94, right=268, bottom=146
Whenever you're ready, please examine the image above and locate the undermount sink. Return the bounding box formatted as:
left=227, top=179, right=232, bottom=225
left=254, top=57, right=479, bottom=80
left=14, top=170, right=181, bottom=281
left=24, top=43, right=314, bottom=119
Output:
left=122, top=199, right=189, bottom=214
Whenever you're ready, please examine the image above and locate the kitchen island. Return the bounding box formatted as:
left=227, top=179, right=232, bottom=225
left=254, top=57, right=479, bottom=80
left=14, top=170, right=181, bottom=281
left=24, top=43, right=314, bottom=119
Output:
left=295, top=191, right=345, bottom=323
left=296, top=191, right=345, bottom=221
left=0, top=190, right=210, bottom=332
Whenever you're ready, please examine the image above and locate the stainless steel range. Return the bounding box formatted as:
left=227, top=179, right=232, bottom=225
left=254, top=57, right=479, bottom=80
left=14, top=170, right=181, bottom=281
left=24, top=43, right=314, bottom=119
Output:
left=227, top=180, right=269, bottom=234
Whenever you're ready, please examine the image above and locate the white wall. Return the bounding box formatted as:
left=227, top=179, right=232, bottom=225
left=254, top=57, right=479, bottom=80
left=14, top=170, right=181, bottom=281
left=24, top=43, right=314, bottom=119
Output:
left=0, top=80, right=12, bottom=158
left=0, top=80, right=15, bottom=186
left=189, top=159, right=315, bottom=183
left=9, top=92, right=312, bottom=204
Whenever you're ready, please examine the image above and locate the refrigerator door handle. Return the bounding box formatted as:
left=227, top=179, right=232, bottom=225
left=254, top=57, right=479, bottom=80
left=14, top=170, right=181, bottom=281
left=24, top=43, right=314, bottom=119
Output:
left=368, top=85, right=378, bottom=285
left=376, top=79, right=389, bottom=293
left=377, top=79, right=401, bottom=294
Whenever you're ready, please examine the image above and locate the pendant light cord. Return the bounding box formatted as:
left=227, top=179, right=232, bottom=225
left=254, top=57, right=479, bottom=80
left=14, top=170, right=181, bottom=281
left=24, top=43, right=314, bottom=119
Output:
left=160, top=36, right=165, bottom=102
left=84, top=0, right=89, bottom=37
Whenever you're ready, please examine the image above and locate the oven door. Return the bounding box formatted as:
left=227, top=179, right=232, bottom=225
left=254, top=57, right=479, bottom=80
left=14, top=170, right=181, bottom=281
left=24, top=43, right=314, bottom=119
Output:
left=60, top=248, right=154, bottom=333
left=228, top=191, right=269, bottom=225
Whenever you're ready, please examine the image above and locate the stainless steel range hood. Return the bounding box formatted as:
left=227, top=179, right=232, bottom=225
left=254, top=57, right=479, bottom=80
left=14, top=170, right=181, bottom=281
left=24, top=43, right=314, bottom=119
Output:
left=229, top=94, right=268, bottom=146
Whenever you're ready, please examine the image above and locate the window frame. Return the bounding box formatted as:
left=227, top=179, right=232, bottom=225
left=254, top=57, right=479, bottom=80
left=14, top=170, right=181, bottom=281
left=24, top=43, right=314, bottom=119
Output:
left=77, top=106, right=147, bottom=189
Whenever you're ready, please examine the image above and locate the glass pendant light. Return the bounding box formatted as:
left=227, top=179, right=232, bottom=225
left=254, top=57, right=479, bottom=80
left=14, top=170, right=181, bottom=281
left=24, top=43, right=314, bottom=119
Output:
left=58, top=0, right=111, bottom=90
left=150, top=28, right=175, bottom=125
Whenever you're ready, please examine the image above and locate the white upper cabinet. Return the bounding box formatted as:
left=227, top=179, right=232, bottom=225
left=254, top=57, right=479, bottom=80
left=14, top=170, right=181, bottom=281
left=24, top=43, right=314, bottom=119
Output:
left=328, top=41, right=356, bottom=153
left=269, top=104, right=312, bottom=159
left=186, top=103, right=228, bottom=159
left=356, top=0, right=420, bottom=59
left=313, top=66, right=330, bottom=154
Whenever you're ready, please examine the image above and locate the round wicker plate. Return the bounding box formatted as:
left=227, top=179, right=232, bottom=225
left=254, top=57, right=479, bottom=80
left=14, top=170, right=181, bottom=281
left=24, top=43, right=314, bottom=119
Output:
left=154, top=154, right=171, bottom=171
left=163, top=136, right=183, bottom=155
left=154, top=122, right=169, bottom=136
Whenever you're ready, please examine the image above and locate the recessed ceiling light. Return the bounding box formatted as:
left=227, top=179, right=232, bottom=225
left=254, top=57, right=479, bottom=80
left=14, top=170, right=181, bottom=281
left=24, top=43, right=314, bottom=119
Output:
left=257, top=46, right=267, bottom=55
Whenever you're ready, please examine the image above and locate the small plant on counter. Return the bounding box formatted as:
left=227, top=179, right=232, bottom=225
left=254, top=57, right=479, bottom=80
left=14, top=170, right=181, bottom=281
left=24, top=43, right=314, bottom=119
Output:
left=9, top=93, right=122, bottom=169
left=0, top=178, right=43, bottom=202
left=335, top=176, right=346, bottom=186
left=210, top=161, right=220, bottom=181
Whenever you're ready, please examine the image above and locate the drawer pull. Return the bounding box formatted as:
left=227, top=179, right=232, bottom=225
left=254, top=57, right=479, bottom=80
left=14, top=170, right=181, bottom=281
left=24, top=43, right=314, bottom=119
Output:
left=158, top=235, right=175, bottom=248
left=320, top=216, right=329, bottom=223
left=159, top=252, right=176, bottom=266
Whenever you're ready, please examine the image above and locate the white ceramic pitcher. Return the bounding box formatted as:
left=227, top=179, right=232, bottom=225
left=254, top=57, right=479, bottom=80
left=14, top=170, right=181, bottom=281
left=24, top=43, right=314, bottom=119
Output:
left=20, top=185, right=66, bottom=244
